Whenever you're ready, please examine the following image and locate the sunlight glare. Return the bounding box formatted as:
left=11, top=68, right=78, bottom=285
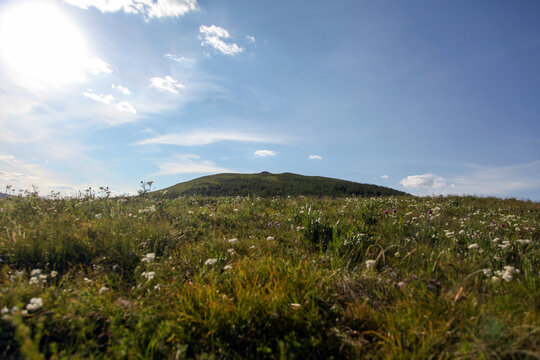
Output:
left=0, top=2, right=89, bottom=89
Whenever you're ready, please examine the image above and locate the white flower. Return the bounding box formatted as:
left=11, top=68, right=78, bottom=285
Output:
left=266, top=236, right=275, bottom=241
left=95, top=213, right=102, bottom=219
left=516, top=239, right=531, bottom=244
left=188, top=211, right=194, bottom=215
left=21, top=310, right=28, bottom=316
left=228, top=238, right=238, bottom=244
left=25, top=297, right=43, bottom=311
left=29, top=277, right=39, bottom=285
left=290, top=303, right=301, bottom=309
left=30, top=269, right=41, bottom=276
left=491, top=276, right=500, bottom=283
left=459, top=230, right=465, bottom=235
left=365, top=260, right=377, bottom=270
left=468, top=243, right=479, bottom=249
left=50, top=271, right=58, bottom=278
left=1, top=306, right=9, bottom=315
left=224, top=265, right=233, bottom=271
left=482, top=269, right=493, bottom=276
left=99, top=287, right=109, bottom=294
left=148, top=205, right=156, bottom=212
left=492, top=237, right=501, bottom=243
left=141, top=253, right=156, bottom=263
left=502, top=272, right=513, bottom=282
left=499, top=241, right=511, bottom=249
left=205, top=258, right=218, bottom=266
left=141, top=271, right=155, bottom=281
left=227, top=248, right=235, bottom=255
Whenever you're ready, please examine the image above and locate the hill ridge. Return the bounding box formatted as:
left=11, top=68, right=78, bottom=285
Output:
left=155, top=172, right=406, bottom=198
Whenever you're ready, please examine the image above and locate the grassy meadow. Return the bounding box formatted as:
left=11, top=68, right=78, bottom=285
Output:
left=0, top=192, right=539, bottom=359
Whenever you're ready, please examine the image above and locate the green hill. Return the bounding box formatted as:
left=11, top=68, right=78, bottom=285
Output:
left=154, top=172, right=407, bottom=198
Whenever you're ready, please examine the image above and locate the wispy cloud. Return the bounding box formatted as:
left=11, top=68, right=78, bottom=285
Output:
left=308, top=155, right=322, bottom=160
left=83, top=89, right=114, bottom=104
left=150, top=76, right=185, bottom=94
left=85, top=58, right=112, bottom=75
left=246, top=35, right=256, bottom=43
left=164, top=53, right=192, bottom=63
left=154, top=154, right=230, bottom=175
left=65, top=0, right=198, bottom=19
left=116, top=101, right=137, bottom=115
left=111, top=84, right=131, bottom=95
left=400, top=174, right=446, bottom=188
left=199, top=25, right=243, bottom=55
left=138, top=130, right=287, bottom=146
left=380, top=174, right=388, bottom=179
left=254, top=150, right=276, bottom=157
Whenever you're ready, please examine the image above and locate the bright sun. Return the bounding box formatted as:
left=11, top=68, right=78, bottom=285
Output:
left=0, top=2, right=89, bottom=89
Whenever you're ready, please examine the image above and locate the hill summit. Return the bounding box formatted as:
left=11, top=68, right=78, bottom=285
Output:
left=155, top=172, right=406, bottom=198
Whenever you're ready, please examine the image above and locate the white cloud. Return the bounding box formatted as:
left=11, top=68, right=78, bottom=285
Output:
left=154, top=154, right=230, bottom=175
left=400, top=174, right=446, bottom=188
left=150, top=76, right=185, bottom=94
left=116, top=101, right=137, bottom=115
left=0, top=154, right=16, bottom=161
left=381, top=174, right=388, bottom=179
left=85, top=58, right=113, bottom=75
left=254, top=150, right=276, bottom=157
left=165, top=53, right=191, bottom=62
left=82, top=89, right=114, bottom=104
left=138, top=130, right=286, bottom=146
left=199, top=25, right=243, bottom=55
left=65, top=0, right=198, bottom=19
left=246, top=35, right=256, bottom=43
left=112, top=84, right=131, bottom=95
left=308, top=155, right=322, bottom=160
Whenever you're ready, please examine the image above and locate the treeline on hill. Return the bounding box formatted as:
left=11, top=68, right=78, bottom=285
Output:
left=154, top=172, right=407, bottom=198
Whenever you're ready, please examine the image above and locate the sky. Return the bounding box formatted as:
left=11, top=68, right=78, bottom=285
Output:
left=0, top=0, right=539, bottom=200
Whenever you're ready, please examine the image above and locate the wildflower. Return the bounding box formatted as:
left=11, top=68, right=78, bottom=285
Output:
left=154, top=284, right=161, bottom=290
left=141, top=271, right=155, bottom=281
left=224, top=265, right=233, bottom=271
left=148, top=205, right=156, bottom=212
left=99, top=286, right=109, bottom=294
left=468, top=243, right=479, bottom=249
left=95, top=213, right=102, bottom=219
left=30, top=269, right=41, bottom=276
left=157, top=201, right=162, bottom=206
left=1, top=307, right=9, bottom=315
left=21, top=310, right=28, bottom=316
left=233, top=208, right=239, bottom=212
left=266, top=236, right=275, bottom=241
left=141, top=253, right=156, bottom=263
left=393, top=209, right=397, bottom=213
left=188, top=210, right=194, bottom=215
left=365, top=260, right=377, bottom=270
left=459, top=230, right=466, bottom=235
left=499, top=241, right=511, bottom=249
left=228, top=238, right=238, bottom=244
left=397, top=281, right=406, bottom=288
left=428, top=209, right=433, bottom=214
left=516, top=239, right=531, bottom=245
left=29, top=277, right=39, bottom=285
left=50, top=271, right=58, bottom=278
left=227, top=248, right=235, bottom=255
left=290, top=303, right=301, bottom=309
left=26, top=297, right=43, bottom=311
left=492, top=237, right=501, bottom=243
left=482, top=269, right=493, bottom=276
left=205, top=258, right=218, bottom=266
left=39, top=274, right=48, bottom=283
left=491, top=276, right=500, bottom=283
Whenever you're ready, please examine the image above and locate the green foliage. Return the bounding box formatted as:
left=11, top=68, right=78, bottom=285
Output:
left=154, top=172, right=407, bottom=198
left=0, top=194, right=538, bottom=359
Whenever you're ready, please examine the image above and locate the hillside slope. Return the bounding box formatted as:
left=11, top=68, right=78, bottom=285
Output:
left=155, top=172, right=407, bottom=197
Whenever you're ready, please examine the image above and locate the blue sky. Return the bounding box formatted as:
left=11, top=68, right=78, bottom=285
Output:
left=0, top=0, right=539, bottom=199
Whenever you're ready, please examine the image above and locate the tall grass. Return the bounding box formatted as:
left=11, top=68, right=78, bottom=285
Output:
left=0, top=194, right=538, bottom=358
